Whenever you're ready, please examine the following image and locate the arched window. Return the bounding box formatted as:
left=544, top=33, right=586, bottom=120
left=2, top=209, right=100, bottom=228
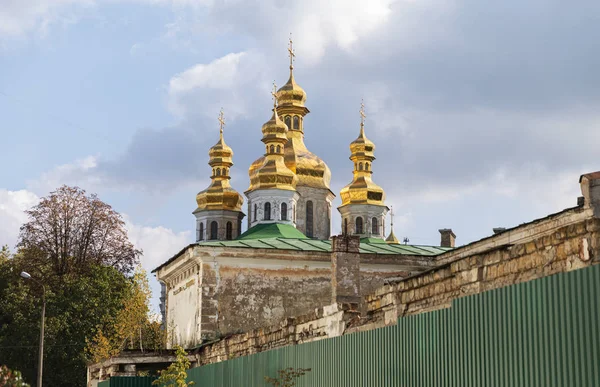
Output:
left=306, top=201, right=314, bottom=238
left=254, top=204, right=257, bottom=221
left=284, top=116, right=292, bottom=129
left=264, top=202, right=271, bottom=220
left=198, top=222, right=204, bottom=241
left=293, top=205, right=296, bottom=222
left=355, top=217, right=363, bottom=234
left=344, top=218, right=348, bottom=235
left=237, top=220, right=242, bottom=236
left=293, top=116, right=300, bottom=129
left=281, top=202, right=288, bottom=220
left=276, top=145, right=281, bottom=153
left=270, top=145, right=275, bottom=153
left=372, top=217, right=378, bottom=235
left=365, top=163, right=369, bottom=171
left=210, top=221, right=218, bottom=240
left=359, top=162, right=363, bottom=171
left=226, top=221, right=233, bottom=240
left=216, top=168, right=221, bottom=176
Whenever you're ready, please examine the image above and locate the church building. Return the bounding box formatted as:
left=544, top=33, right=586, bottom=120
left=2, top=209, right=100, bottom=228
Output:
left=152, top=39, right=452, bottom=347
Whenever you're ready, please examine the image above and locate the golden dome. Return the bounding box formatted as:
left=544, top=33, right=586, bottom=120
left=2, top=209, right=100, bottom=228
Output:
left=276, top=70, right=307, bottom=108
left=246, top=102, right=298, bottom=193
left=194, top=111, right=244, bottom=213
left=339, top=103, right=386, bottom=207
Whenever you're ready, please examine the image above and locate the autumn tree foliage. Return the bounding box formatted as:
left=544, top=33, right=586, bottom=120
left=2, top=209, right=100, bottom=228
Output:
left=152, top=346, right=195, bottom=387
left=86, top=266, right=166, bottom=363
left=18, top=185, right=141, bottom=276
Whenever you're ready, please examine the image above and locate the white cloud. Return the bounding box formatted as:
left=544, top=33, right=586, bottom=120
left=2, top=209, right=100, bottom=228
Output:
left=0, top=0, right=94, bottom=39
left=167, top=51, right=269, bottom=120
left=26, top=155, right=101, bottom=195
left=0, top=189, right=40, bottom=248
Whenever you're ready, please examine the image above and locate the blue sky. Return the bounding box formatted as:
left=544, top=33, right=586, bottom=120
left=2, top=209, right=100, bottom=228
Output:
left=2, top=0, right=599, bottom=312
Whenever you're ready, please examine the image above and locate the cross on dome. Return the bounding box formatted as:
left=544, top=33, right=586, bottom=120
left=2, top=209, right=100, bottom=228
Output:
left=288, top=34, right=295, bottom=70
left=218, top=108, right=225, bottom=135
left=271, top=81, right=278, bottom=108
left=360, top=99, right=366, bottom=127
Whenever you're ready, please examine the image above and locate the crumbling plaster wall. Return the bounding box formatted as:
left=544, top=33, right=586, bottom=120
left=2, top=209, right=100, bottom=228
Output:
left=192, top=206, right=600, bottom=366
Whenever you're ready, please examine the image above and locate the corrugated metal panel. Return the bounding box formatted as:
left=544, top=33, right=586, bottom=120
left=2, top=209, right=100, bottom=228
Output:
left=182, top=263, right=600, bottom=386
left=98, top=376, right=155, bottom=387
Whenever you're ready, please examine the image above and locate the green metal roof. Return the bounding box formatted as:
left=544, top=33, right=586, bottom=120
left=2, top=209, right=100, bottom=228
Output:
left=197, top=223, right=452, bottom=256
left=237, top=223, right=308, bottom=240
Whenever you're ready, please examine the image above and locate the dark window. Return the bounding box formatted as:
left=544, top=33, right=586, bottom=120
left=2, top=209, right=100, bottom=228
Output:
left=270, top=145, right=275, bottom=153
left=284, top=116, right=292, bottom=129
left=372, top=217, right=378, bottom=235
left=210, top=221, right=218, bottom=240
left=293, top=116, right=300, bottom=129
left=281, top=202, right=288, bottom=220
left=355, top=217, right=363, bottom=234
left=344, top=218, right=348, bottom=235
left=264, top=202, right=271, bottom=220
left=359, top=162, right=363, bottom=171
left=306, top=201, right=314, bottom=238
left=277, top=145, right=281, bottom=153
left=365, top=163, right=369, bottom=171
left=237, top=220, right=242, bottom=236
left=216, top=168, right=221, bottom=176
left=198, top=222, right=204, bottom=241
left=226, top=221, right=233, bottom=240
left=254, top=204, right=257, bottom=221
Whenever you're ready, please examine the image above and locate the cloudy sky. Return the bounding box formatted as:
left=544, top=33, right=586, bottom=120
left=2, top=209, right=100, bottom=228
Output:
left=1, top=0, right=599, bottom=310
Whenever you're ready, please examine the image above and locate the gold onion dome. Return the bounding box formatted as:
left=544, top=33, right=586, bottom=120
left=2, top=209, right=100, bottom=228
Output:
left=195, top=110, right=244, bottom=212
left=251, top=35, right=331, bottom=191
left=339, top=102, right=386, bottom=206
left=247, top=85, right=298, bottom=193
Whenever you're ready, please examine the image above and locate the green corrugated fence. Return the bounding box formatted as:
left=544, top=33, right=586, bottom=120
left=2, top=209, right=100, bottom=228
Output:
left=98, top=376, right=156, bottom=387
left=103, top=263, right=600, bottom=386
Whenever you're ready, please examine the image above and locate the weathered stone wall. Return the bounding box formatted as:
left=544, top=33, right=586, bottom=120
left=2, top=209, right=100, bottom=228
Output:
left=192, top=206, right=600, bottom=366
left=364, top=209, right=600, bottom=329
left=157, top=243, right=433, bottom=345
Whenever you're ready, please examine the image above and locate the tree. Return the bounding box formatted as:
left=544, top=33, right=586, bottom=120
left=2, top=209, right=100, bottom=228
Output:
left=152, top=346, right=195, bottom=387
left=17, top=185, right=141, bottom=276
left=0, top=248, right=132, bottom=387
left=264, top=368, right=311, bottom=387
left=86, top=266, right=165, bottom=362
left=0, top=365, right=30, bottom=387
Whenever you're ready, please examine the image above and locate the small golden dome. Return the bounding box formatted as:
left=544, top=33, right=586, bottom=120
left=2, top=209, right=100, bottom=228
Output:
left=195, top=111, right=244, bottom=213
left=339, top=102, right=385, bottom=207
left=246, top=105, right=298, bottom=193
left=276, top=70, right=307, bottom=108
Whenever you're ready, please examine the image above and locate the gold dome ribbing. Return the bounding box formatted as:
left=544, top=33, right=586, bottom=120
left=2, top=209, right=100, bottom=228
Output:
left=246, top=85, right=298, bottom=193
left=339, top=102, right=386, bottom=206
left=195, top=110, right=244, bottom=212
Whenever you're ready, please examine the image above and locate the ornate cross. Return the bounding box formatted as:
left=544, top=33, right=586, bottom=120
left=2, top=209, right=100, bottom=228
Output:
left=288, top=34, right=295, bottom=69
left=218, top=108, right=225, bottom=134
left=360, top=99, right=366, bottom=127
left=271, top=81, right=278, bottom=108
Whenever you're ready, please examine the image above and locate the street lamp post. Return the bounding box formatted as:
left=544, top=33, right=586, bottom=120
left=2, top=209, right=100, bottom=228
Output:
left=20, top=271, right=45, bottom=387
